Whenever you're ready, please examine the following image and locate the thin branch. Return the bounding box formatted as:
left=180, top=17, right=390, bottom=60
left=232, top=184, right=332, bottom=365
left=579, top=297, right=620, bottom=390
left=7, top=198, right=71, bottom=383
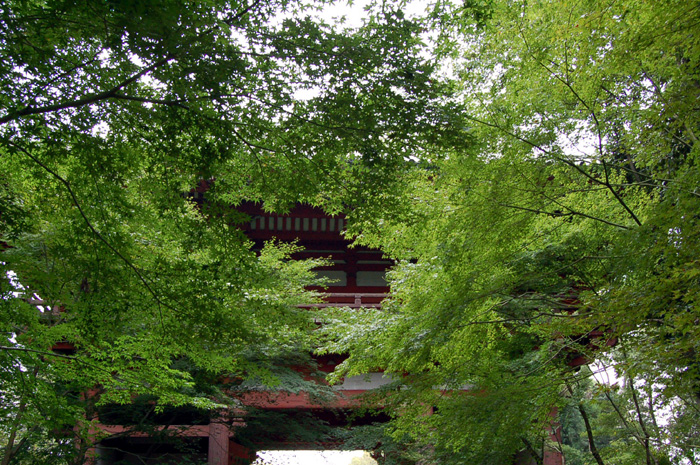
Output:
left=5, top=140, right=169, bottom=335
left=467, top=114, right=603, bottom=184
left=521, top=437, right=544, bottom=465
left=37, top=49, right=105, bottom=95
left=224, top=0, right=264, bottom=25
left=627, top=373, right=657, bottom=465
left=566, top=382, right=606, bottom=465
left=647, top=382, right=661, bottom=435
left=497, top=201, right=631, bottom=230
left=603, top=390, right=640, bottom=436
left=513, top=21, right=642, bottom=227
left=1, top=390, right=28, bottom=465
left=601, top=158, right=642, bottom=226
left=468, top=112, right=644, bottom=229
left=0, top=345, right=94, bottom=363
left=110, top=93, right=190, bottom=109
left=0, top=54, right=174, bottom=125
left=543, top=70, right=643, bottom=225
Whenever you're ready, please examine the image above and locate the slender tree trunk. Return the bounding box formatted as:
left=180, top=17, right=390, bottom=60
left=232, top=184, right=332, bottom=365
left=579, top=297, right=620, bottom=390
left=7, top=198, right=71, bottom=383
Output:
left=621, top=348, right=659, bottom=465
left=1, top=398, right=27, bottom=465
left=577, top=403, right=606, bottom=465
left=628, top=377, right=657, bottom=465
left=1, top=366, right=40, bottom=465
left=566, top=382, right=605, bottom=465
left=520, top=437, right=544, bottom=465
left=646, top=383, right=661, bottom=434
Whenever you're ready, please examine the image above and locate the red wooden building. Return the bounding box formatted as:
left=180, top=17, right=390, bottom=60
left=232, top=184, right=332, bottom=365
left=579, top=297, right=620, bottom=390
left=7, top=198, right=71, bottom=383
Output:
left=83, top=202, right=565, bottom=465
left=89, top=203, right=395, bottom=465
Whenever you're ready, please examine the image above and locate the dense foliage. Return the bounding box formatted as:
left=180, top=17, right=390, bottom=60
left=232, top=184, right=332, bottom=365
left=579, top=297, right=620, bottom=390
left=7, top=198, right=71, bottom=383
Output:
left=324, top=0, right=700, bottom=464
left=3, top=0, right=700, bottom=464
left=0, top=0, right=460, bottom=463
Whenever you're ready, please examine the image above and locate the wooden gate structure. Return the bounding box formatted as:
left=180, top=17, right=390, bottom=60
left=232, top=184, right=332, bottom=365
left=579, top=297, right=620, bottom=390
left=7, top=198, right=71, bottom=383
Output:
left=40, top=202, right=563, bottom=465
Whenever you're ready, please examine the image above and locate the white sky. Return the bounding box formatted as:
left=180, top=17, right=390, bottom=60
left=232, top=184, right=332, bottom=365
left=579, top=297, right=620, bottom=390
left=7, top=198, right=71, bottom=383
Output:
left=317, top=0, right=428, bottom=27
left=254, top=450, right=370, bottom=465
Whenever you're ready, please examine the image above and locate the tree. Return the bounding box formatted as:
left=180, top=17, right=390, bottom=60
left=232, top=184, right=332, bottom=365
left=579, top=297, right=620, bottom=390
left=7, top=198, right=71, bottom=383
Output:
left=322, top=0, right=700, bottom=463
left=0, top=0, right=464, bottom=463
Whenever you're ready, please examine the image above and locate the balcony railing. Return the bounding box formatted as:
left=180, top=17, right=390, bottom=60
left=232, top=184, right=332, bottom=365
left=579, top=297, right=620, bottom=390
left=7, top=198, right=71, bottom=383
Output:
left=303, top=293, right=387, bottom=309
left=29, top=293, right=388, bottom=312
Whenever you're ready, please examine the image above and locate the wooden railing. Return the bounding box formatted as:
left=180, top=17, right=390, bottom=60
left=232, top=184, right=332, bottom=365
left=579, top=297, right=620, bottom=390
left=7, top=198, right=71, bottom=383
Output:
left=28, top=292, right=389, bottom=356
left=303, top=293, right=388, bottom=309
left=29, top=293, right=388, bottom=313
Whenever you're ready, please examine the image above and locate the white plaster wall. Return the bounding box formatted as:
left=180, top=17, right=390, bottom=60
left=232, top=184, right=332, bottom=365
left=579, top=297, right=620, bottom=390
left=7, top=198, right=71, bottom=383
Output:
left=334, top=373, right=394, bottom=390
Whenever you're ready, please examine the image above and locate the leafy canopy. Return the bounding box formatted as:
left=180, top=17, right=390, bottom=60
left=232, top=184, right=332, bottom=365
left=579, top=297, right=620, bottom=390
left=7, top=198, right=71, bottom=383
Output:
left=0, top=0, right=466, bottom=462
left=323, top=0, right=700, bottom=463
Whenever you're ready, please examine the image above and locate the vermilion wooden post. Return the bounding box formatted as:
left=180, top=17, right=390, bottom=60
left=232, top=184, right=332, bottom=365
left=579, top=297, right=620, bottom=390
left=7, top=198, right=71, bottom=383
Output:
left=543, top=408, right=564, bottom=465
left=208, top=422, right=230, bottom=465
left=229, top=441, right=257, bottom=465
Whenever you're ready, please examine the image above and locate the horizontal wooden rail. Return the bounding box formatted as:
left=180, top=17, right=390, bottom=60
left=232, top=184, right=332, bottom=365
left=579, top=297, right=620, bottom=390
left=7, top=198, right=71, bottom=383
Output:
left=305, top=303, right=383, bottom=308
left=322, top=293, right=388, bottom=298
left=302, top=292, right=388, bottom=309
left=29, top=294, right=389, bottom=311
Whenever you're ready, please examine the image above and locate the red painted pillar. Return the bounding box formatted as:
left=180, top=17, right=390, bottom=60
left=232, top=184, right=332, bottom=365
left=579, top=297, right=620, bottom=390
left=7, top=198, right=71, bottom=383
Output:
left=543, top=408, right=564, bottom=465
left=543, top=447, right=564, bottom=465
left=208, top=422, right=230, bottom=465
left=229, top=441, right=256, bottom=465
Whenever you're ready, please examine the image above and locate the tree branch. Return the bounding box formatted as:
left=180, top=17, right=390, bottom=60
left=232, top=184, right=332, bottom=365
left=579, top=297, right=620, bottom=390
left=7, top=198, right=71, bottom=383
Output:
left=520, top=436, right=543, bottom=465
left=0, top=54, right=174, bottom=125
left=5, top=140, right=169, bottom=335
left=566, top=383, right=605, bottom=465
left=627, top=371, right=657, bottom=465
left=512, top=21, right=643, bottom=227
left=465, top=113, right=641, bottom=229
left=497, top=201, right=631, bottom=230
